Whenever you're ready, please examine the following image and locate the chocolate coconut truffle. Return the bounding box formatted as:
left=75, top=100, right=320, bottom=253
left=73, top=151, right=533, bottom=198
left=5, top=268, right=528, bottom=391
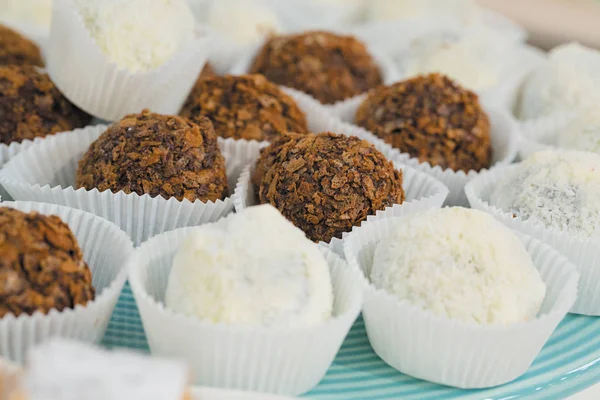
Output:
left=181, top=74, right=308, bottom=141
left=355, top=73, right=492, bottom=172
left=257, top=132, right=405, bottom=243
left=0, top=208, right=95, bottom=318
left=252, top=131, right=305, bottom=187
left=249, top=31, right=383, bottom=104
left=76, top=110, right=228, bottom=203
left=0, top=24, right=43, bottom=67
left=0, top=65, right=91, bottom=145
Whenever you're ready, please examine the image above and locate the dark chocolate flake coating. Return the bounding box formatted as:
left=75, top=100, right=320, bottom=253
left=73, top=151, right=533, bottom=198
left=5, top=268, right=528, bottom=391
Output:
left=0, top=208, right=95, bottom=318
left=257, top=132, right=405, bottom=243
left=76, top=110, right=228, bottom=203
left=0, top=24, right=43, bottom=67
left=0, top=65, right=91, bottom=145
left=355, top=73, right=492, bottom=172
left=249, top=31, right=382, bottom=104
left=181, top=74, right=308, bottom=141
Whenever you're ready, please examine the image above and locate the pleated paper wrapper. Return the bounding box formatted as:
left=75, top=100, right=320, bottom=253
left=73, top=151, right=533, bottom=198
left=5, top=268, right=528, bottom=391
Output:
left=465, top=165, right=600, bottom=316
left=343, top=217, right=578, bottom=389
left=0, top=139, right=38, bottom=201
left=0, top=125, right=263, bottom=246
left=0, top=201, right=133, bottom=363
left=47, top=0, right=211, bottom=121
left=330, top=96, right=519, bottom=206
left=128, top=227, right=363, bottom=396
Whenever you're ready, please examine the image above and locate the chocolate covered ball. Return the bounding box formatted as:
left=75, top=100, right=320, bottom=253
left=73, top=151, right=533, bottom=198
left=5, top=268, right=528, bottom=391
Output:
left=0, top=208, right=95, bottom=318
left=249, top=31, right=382, bottom=104
left=252, top=131, right=305, bottom=187
left=355, top=73, right=491, bottom=172
left=76, top=110, right=228, bottom=203
left=180, top=74, right=308, bottom=141
left=0, top=24, right=43, bottom=67
left=0, top=65, right=91, bottom=145
left=257, top=132, right=405, bottom=243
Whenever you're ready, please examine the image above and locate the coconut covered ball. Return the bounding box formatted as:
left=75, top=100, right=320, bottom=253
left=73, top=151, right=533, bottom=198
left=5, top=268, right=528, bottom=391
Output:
left=490, top=150, right=600, bottom=238
left=519, top=43, right=600, bottom=120
left=0, top=65, right=91, bottom=145
left=165, top=204, right=333, bottom=327
left=371, top=207, right=546, bottom=324
left=0, top=24, right=43, bottom=66
left=257, top=132, right=405, bottom=243
left=76, top=110, right=228, bottom=203
left=249, top=31, right=382, bottom=104
left=556, top=108, right=600, bottom=155
left=180, top=74, right=308, bottom=141
left=355, top=73, right=491, bottom=172
left=0, top=208, right=95, bottom=318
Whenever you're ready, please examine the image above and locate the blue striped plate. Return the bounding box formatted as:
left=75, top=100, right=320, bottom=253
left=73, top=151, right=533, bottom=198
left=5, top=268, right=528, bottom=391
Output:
left=104, top=284, right=600, bottom=399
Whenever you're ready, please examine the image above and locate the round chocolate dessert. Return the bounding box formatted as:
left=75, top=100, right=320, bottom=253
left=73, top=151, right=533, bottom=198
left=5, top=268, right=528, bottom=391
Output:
left=0, top=208, right=95, bottom=318
left=181, top=74, right=308, bottom=141
left=252, top=131, right=305, bottom=187
left=355, top=73, right=491, bottom=172
left=0, top=24, right=43, bottom=67
left=76, top=110, right=228, bottom=203
left=249, top=31, right=382, bottom=104
left=0, top=65, right=91, bottom=145
left=257, top=132, right=405, bottom=243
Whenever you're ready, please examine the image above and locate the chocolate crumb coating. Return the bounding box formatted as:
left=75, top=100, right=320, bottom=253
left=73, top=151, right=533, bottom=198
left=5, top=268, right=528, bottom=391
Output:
left=76, top=110, right=228, bottom=203
left=0, top=24, right=43, bottom=67
left=249, top=31, right=383, bottom=104
left=0, top=208, right=95, bottom=318
left=355, top=73, right=492, bottom=172
left=252, top=132, right=305, bottom=187
left=257, top=132, right=405, bottom=242
left=181, top=74, right=308, bottom=141
left=0, top=65, right=91, bottom=145
left=199, top=63, right=216, bottom=80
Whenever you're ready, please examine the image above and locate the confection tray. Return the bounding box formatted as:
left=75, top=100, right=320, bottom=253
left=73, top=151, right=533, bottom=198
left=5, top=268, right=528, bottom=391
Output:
left=104, top=284, right=600, bottom=399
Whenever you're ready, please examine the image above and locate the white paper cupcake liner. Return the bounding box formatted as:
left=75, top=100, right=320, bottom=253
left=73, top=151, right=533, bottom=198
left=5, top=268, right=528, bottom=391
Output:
left=128, top=228, right=363, bottom=396
left=343, top=217, right=578, bottom=389
left=330, top=97, right=518, bottom=206
left=0, top=139, right=39, bottom=201
left=0, top=125, right=263, bottom=246
left=465, top=165, right=600, bottom=315
left=0, top=201, right=133, bottom=364
left=233, top=160, right=449, bottom=258
left=47, top=0, right=211, bottom=121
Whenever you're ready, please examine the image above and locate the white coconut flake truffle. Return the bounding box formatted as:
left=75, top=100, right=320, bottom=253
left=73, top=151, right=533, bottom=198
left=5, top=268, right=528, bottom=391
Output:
left=73, top=0, right=195, bottom=72
left=491, top=150, right=600, bottom=238
left=557, top=108, right=600, bottom=155
left=24, top=339, right=189, bottom=400
left=370, top=207, right=546, bottom=325
left=519, top=43, right=600, bottom=120
left=207, top=0, right=282, bottom=45
left=165, top=204, right=333, bottom=327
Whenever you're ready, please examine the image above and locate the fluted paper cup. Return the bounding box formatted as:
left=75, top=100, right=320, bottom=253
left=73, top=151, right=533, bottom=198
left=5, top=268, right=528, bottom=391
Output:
left=343, top=217, right=578, bottom=388
left=129, top=230, right=362, bottom=396
left=0, top=201, right=133, bottom=363
left=465, top=165, right=600, bottom=315
left=0, top=139, right=39, bottom=201
left=0, top=125, right=262, bottom=245
left=233, top=161, right=449, bottom=258
left=331, top=97, right=518, bottom=206
left=47, top=0, right=211, bottom=121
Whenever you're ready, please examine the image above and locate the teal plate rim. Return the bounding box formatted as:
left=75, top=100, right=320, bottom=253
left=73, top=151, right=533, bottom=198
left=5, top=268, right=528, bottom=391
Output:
left=103, top=284, right=600, bottom=400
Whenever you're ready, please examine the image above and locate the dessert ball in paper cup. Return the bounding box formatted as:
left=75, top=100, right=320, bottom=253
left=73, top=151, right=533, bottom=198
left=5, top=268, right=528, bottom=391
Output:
left=128, top=208, right=363, bottom=396
left=233, top=133, right=449, bottom=258
left=465, top=150, right=600, bottom=315
left=0, top=139, right=37, bottom=201
left=343, top=208, right=578, bottom=389
left=330, top=74, right=518, bottom=206
left=0, top=201, right=133, bottom=363
left=47, top=0, right=211, bottom=121
left=0, top=114, right=262, bottom=246
left=229, top=30, right=399, bottom=105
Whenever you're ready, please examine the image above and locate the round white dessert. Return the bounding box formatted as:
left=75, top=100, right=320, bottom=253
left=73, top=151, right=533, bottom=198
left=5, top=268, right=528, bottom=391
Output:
left=165, top=204, right=333, bottom=327
left=370, top=207, right=546, bottom=325
left=557, top=108, right=600, bottom=155
left=490, top=150, right=600, bottom=238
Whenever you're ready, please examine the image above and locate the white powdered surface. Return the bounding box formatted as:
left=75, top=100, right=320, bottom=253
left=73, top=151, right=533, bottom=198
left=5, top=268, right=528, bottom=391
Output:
left=491, top=150, right=600, bottom=238
left=557, top=108, right=600, bottom=155
left=165, top=204, right=333, bottom=327
left=371, top=207, right=546, bottom=325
